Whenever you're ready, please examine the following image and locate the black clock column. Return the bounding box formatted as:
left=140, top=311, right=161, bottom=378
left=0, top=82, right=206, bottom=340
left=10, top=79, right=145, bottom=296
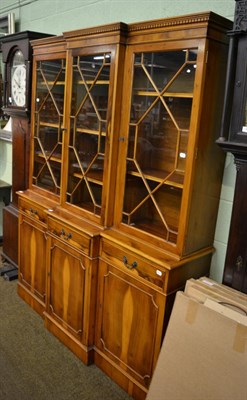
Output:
left=1, top=31, right=52, bottom=268
left=217, top=0, right=247, bottom=293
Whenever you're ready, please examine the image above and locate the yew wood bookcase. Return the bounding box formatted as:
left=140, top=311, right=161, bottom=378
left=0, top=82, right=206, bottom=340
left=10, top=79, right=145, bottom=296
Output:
left=17, top=12, right=232, bottom=400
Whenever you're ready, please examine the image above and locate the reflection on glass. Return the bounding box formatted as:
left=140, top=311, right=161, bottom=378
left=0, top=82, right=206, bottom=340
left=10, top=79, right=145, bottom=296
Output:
left=66, top=53, right=111, bottom=215
left=122, top=49, right=197, bottom=242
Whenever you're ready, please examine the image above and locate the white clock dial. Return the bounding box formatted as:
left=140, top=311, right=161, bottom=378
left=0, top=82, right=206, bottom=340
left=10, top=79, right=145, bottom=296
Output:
left=11, top=65, right=26, bottom=107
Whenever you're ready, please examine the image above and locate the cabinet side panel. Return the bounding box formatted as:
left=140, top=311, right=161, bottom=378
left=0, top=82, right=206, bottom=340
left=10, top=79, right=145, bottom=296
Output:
left=184, top=38, right=229, bottom=254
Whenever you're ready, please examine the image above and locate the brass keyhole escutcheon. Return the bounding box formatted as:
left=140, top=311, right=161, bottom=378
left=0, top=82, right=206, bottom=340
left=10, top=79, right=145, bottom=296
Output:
left=236, top=255, right=243, bottom=271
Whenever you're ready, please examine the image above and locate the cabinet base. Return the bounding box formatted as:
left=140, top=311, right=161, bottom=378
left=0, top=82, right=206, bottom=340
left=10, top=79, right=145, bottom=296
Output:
left=94, top=349, right=148, bottom=400
left=17, top=282, right=46, bottom=317
left=44, top=312, right=94, bottom=366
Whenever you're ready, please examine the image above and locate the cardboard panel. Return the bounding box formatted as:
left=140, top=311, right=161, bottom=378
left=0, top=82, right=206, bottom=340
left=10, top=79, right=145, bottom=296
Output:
left=147, top=290, right=247, bottom=400
left=185, top=279, right=247, bottom=312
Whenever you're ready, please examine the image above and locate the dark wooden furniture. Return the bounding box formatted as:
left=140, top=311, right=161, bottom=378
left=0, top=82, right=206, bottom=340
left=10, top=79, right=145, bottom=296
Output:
left=217, top=0, right=247, bottom=294
left=0, top=179, right=11, bottom=243
left=0, top=180, right=11, bottom=206
left=1, top=31, right=52, bottom=267
left=18, top=13, right=231, bottom=400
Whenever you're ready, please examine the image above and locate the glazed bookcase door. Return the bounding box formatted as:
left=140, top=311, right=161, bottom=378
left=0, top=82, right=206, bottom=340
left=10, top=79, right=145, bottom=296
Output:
left=32, top=56, right=66, bottom=195
left=65, top=50, right=113, bottom=221
left=118, top=45, right=198, bottom=245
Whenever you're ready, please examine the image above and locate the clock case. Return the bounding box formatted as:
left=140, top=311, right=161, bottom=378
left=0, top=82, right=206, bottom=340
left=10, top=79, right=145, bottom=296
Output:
left=1, top=31, right=51, bottom=117
left=0, top=31, right=52, bottom=268
left=216, top=0, right=247, bottom=293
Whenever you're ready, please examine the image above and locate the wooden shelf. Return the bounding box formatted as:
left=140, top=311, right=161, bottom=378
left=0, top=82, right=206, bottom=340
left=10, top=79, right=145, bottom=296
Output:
left=77, top=80, right=109, bottom=85
left=66, top=199, right=101, bottom=215
left=133, top=90, right=193, bottom=98
left=41, top=81, right=65, bottom=85
left=38, top=122, right=61, bottom=128
left=127, top=169, right=184, bottom=188
left=73, top=171, right=103, bottom=185
left=35, top=152, right=62, bottom=163
left=75, top=127, right=106, bottom=136
left=122, top=216, right=178, bottom=243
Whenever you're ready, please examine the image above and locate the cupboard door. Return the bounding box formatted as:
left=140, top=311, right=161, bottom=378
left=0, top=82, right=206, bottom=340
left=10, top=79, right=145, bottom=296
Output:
left=118, top=47, right=199, bottom=244
left=18, top=213, right=47, bottom=314
left=66, top=51, right=113, bottom=221
left=95, top=259, right=166, bottom=389
left=46, top=234, right=95, bottom=347
left=32, top=56, right=66, bottom=195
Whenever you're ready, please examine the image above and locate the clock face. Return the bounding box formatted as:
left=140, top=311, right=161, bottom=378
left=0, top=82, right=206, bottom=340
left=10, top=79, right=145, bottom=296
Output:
left=10, top=50, right=27, bottom=107
left=11, top=65, right=26, bottom=107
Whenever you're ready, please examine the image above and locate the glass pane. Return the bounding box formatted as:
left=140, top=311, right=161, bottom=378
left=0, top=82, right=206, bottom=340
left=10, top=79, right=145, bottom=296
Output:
left=33, top=162, right=61, bottom=193
left=169, top=64, right=196, bottom=93
left=35, top=60, right=65, bottom=117
left=67, top=53, right=111, bottom=215
left=66, top=172, right=102, bottom=216
left=32, top=58, right=65, bottom=195
left=123, top=48, right=197, bottom=241
left=122, top=176, right=181, bottom=243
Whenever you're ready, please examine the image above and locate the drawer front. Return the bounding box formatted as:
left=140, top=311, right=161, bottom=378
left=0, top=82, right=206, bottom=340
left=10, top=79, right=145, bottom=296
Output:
left=48, top=216, right=91, bottom=255
left=100, top=239, right=167, bottom=290
left=19, top=197, right=48, bottom=224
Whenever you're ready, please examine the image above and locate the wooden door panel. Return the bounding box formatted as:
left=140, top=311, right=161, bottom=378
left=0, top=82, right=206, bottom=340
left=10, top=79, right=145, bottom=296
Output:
left=48, top=240, right=86, bottom=340
left=19, top=217, right=46, bottom=303
left=96, top=261, right=165, bottom=387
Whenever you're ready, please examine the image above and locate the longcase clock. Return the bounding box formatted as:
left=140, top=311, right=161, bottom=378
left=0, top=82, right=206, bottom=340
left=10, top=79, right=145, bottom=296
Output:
left=1, top=31, right=52, bottom=267
left=217, top=0, right=247, bottom=293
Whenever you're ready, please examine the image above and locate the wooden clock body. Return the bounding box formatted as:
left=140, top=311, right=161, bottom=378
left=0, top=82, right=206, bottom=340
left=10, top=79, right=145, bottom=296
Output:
left=217, top=0, right=247, bottom=293
left=1, top=31, right=51, bottom=266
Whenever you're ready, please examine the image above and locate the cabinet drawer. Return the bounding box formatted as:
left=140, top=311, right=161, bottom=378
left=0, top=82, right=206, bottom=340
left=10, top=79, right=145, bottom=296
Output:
left=19, top=197, right=48, bottom=224
left=48, top=217, right=91, bottom=255
left=100, top=239, right=167, bottom=290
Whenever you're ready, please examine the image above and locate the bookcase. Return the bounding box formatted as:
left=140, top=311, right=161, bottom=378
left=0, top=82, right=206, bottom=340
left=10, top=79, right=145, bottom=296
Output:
left=17, top=12, right=232, bottom=399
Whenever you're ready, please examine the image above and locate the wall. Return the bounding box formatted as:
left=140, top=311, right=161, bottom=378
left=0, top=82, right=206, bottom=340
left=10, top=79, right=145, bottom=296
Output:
left=0, top=0, right=234, bottom=33
left=0, top=0, right=236, bottom=281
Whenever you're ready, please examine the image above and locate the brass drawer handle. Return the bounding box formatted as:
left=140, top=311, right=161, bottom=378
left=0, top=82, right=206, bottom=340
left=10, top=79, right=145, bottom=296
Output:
left=123, top=256, right=138, bottom=270
left=60, top=229, right=72, bottom=240
left=29, top=208, right=38, bottom=216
